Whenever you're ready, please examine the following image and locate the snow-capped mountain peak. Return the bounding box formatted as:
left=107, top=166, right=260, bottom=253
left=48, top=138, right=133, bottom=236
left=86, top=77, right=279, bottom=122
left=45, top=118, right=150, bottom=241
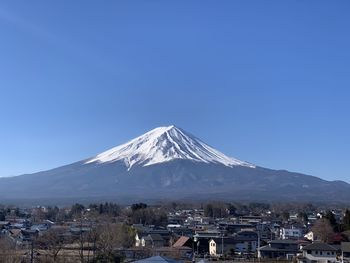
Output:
left=86, top=125, right=255, bottom=170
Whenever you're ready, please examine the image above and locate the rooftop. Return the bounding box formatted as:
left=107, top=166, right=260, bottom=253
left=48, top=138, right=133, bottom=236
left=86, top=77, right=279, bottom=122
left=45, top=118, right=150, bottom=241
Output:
left=302, top=243, right=337, bottom=251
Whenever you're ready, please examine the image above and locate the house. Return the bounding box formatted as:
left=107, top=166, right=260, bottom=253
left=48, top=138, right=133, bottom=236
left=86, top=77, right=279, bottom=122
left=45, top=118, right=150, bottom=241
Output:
left=148, top=229, right=171, bottom=245
left=341, top=242, right=350, bottom=262
left=135, top=232, right=143, bottom=247
left=141, top=235, right=153, bottom=247
left=173, top=236, right=193, bottom=249
left=280, top=227, right=303, bottom=240
left=239, top=216, right=262, bottom=224
left=234, top=238, right=258, bottom=254
left=226, top=224, right=254, bottom=234
left=209, top=237, right=236, bottom=257
left=4, top=229, right=39, bottom=247
left=0, top=221, right=10, bottom=230
left=7, top=229, right=22, bottom=243
left=193, top=230, right=221, bottom=255
left=134, top=227, right=171, bottom=247
left=257, top=224, right=276, bottom=241
left=298, top=242, right=338, bottom=263
left=170, top=227, right=193, bottom=237
left=304, top=231, right=316, bottom=241
left=236, top=230, right=258, bottom=239
left=134, top=255, right=182, bottom=263
left=31, top=223, right=50, bottom=232
left=140, top=234, right=165, bottom=248
left=154, top=246, right=193, bottom=260
left=258, top=239, right=300, bottom=259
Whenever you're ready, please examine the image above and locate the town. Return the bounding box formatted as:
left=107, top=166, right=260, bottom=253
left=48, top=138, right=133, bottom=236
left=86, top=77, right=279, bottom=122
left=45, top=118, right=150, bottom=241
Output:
left=1, top=201, right=350, bottom=263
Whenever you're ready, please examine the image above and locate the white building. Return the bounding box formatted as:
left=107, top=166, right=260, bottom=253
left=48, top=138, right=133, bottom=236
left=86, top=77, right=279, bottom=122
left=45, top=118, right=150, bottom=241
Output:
left=280, top=227, right=303, bottom=240
left=298, top=243, right=337, bottom=263
left=209, top=236, right=257, bottom=257
left=304, top=231, right=316, bottom=241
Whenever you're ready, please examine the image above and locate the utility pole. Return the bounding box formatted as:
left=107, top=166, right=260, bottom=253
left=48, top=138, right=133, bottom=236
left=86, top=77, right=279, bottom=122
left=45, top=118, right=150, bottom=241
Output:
left=257, top=229, right=260, bottom=262
left=30, top=240, right=34, bottom=263
left=192, top=240, right=195, bottom=263
left=221, top=234, right=224, bottom=257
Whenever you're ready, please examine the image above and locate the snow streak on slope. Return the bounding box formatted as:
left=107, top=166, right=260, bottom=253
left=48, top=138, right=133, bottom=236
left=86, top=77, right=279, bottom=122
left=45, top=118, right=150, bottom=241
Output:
left=86, top=125, right=255, bottom=170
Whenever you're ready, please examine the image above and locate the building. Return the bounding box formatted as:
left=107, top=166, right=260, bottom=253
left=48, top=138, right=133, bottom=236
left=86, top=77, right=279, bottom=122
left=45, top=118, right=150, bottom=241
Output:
left=138, top=234, right=165, bottom=248
left=304, top=231, right=316, bottom=241
left=341, top=242, right=350, bottom=262
left=209, top=237, right=236, bottom=257
left=134, top=255, right=182, bottom=263
left=280, top=227, right=303, bottom=240
left=258, top=239, right=300, bottom=259
left=209, top=232, right=258, bottom=257
left=193, top=230, right=221, bottom=255
left=134, top=226, right=171, bottom=247
left=173, top=236, right=193, bottom=249
left=298, top=242, right=337, bottom=263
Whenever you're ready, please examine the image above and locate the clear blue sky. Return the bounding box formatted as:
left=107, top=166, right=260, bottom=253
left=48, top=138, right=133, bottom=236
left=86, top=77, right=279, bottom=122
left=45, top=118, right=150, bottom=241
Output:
left=0, top=1, right=349, bottom=182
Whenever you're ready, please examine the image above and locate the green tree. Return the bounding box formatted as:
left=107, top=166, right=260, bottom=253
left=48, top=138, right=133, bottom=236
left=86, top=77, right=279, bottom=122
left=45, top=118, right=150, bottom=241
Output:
left=131, top=203, right=147, bottom=211
left=131, top=207, right=167, bottom=226
left=46, top=206, right=59, bottom=221
left=281, top=211, right=290, bottom=221
left=343, top=209, right=350, bottom=231
left=204, top=203, right=227, bottom=218
left=298, top=212, right=308, bottom=224
left=204, top=204, right=214, bottom=217
left=227, top=204, right=236, bottom=215
left=69, top=203, right=85, bottom=218
left=325, top=210, right=338, bottom=231
left=0, top=211, right=5, bottom=221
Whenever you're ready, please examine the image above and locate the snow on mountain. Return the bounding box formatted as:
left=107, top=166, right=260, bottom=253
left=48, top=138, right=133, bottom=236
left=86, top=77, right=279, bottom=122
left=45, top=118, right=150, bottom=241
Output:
left=86, top=125, right=255, bottom=170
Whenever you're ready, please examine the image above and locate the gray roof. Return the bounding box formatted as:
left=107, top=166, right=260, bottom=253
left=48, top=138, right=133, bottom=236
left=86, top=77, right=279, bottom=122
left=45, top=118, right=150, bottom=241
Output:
left=134, top=256, right=182, bottom=263
left=341, top=242, right=350, bottom=253
left=149, top=234, right=164, bottom=242
left=210, top=237, right=236, bottom=245
left=142, top=235, right=153, bottom=241
left=269, top=239, right=298, bottom=244
left=303, top=243, right=337, bottom=251
left=259, top=245, right=298, bottom=252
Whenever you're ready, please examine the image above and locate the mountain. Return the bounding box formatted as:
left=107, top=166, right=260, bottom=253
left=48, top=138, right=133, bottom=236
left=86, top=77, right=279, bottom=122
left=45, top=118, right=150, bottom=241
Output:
left=85, top=125, right=255, bottom=169
left=0, top=125, right=349, bottom=204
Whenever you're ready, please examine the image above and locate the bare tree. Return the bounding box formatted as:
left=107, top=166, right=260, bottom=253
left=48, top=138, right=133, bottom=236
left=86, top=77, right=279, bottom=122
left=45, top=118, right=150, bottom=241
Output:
left=0, top=237, right=21, bottom=263
left=93, top=222, right=133, bottom=262
left=312, top=218, right=335, bottom=243
left=36, top=227, right=67, bottom=262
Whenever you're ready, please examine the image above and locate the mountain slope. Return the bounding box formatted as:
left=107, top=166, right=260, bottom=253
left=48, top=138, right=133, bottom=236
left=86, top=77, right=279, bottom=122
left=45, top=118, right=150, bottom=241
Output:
left=0, top=125, right=349, bottom=204
left=86, top=125, right=254, bottom=169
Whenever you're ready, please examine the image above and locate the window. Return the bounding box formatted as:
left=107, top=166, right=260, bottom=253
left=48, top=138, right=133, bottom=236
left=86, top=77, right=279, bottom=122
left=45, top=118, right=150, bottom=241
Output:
left=315, top=251, right=318, bottom=255
left=327, top=252, right=330, bottom=255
